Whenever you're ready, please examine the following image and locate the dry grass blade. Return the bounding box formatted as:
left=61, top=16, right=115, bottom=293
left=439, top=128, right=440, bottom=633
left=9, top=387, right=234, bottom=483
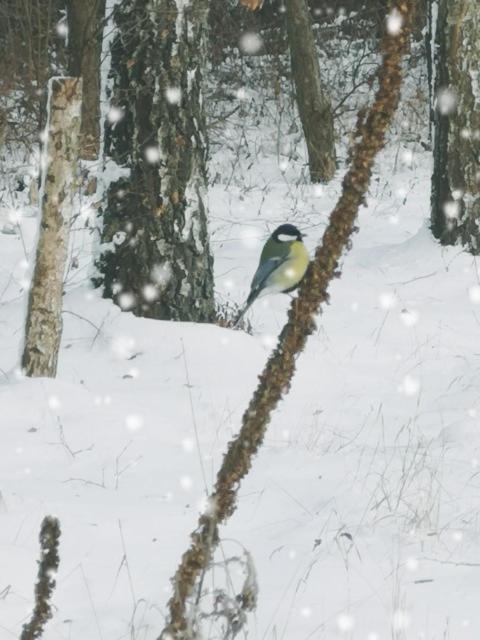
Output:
left=160, top=2, right=412, bottom=638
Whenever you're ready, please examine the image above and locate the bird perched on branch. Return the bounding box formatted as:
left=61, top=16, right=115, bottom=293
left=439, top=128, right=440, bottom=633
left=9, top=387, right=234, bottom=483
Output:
left=236, top=223, right=309, bottom=326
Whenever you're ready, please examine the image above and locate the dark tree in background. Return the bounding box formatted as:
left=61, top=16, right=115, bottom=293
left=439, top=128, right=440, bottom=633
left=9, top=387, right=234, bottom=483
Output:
left=97, top=0, right=215, bottom=322
left=67, top=0, right=106, bottom=160
left=285, top=0, right=336, bottom=183
left=431, top=0, right=480, bottom=251
left=0, top=0, right=65, bottom=146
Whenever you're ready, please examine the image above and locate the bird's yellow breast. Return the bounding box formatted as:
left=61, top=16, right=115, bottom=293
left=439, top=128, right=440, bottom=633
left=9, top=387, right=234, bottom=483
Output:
left=269, top=240, right=309, bottom=291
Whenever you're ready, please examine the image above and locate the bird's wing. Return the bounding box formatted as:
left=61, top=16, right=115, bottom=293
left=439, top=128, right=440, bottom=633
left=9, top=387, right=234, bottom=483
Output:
left=247, top=256, right=286, bottom=305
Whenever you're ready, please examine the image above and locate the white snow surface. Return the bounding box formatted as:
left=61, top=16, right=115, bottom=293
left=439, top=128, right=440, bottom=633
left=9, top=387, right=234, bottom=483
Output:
left=2, top=56, right=480, bottom=640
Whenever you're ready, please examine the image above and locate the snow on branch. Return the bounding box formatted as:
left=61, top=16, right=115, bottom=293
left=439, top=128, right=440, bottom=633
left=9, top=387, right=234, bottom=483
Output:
left=159, top=2, right=413, bottom=638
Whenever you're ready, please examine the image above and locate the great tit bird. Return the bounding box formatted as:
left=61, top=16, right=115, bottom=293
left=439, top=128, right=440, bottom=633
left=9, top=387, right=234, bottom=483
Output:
left=236, top=223, right=309, bottom=324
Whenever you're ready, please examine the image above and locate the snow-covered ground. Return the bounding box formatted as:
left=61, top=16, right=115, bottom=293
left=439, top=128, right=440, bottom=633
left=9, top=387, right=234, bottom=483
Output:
left=2, top=43, right=480, bottom=640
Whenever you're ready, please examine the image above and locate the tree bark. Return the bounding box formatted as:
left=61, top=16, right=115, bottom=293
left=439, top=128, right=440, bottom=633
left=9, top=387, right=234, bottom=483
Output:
left=22, top=77, right=82, bottom=378
left=67, top=0, right=106, bottom=159
left=431, top=0, right=480, bottom=250
left=96, top=0, right=215, bottom=322
left=285, top=0, right=336, bottom=183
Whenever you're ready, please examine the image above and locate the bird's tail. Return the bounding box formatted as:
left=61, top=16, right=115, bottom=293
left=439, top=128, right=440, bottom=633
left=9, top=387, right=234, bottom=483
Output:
left=234, top=300, right=252, bottom=328
left=234, top=288, right=260, bottom=328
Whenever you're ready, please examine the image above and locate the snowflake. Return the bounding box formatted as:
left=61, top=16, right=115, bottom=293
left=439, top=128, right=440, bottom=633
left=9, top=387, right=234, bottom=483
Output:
left=336, top=613, right=354, bottom=632
left=107, top=106, right=124, bottom=123
left=443, top=200, right=460, bottom=219
left=180, top=475, right=193, bottom=490
left=56, top=22, right=68, bottom=38
left=239, top=32, right=263, bottom=55
left=240, top=226, right=263, bottom=249
left=144, top=146, right=161, bottom=163
left=118, top=292, right=136, bottom=310
left=436, top=87, right=458, bottom=115
left=143, top=283, right=158, bottom=302
left=386, top=8, right=403, bottom=35
left=165, top=87, right=182, bottom=105
left=379, top=291, right=397, bottom=310
left=392, top=609, right=410, bottom=631
left=125, top=414, right=143, bottom=431
left=400, top=375, right=420, bottom=396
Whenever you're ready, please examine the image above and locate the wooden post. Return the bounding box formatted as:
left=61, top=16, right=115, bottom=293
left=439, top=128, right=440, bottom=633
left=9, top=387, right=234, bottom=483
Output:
left=22, top=77, right=82, bottom=378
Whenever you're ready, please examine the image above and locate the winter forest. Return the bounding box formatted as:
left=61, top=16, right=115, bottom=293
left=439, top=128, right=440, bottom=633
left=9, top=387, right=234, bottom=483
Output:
left=1, top=0, right=480, bottom=638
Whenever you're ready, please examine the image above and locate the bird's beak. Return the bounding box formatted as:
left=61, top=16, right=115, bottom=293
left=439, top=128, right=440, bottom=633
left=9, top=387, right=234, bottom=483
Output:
left=301, top=232, right=307, bottom=238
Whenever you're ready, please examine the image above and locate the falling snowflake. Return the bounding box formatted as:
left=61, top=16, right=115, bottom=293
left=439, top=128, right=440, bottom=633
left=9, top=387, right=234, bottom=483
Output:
left=48, top=396, right=61, bottom=410
left=111, top=335, right=136, bottom=359
left=165, top=87, right=182, bottom=105
left=436, top=87, right=458, bottom=115
left=443, top=200, right=460, bottom=219
left=144, top=146, right=161, bottom=163
left=125, top=414, right=143, bottom=431
left=379, top=291, right=397, bottom=310
left=118, top=292, right=136, bottom=310
left=180, top=475, right=193, bottom=490
left=386, top=8, right=403, bottom=35
left=182, top=437, right=194, bottom=452
left=336, top=613, right=354, bottom=632
left=468, top=285, right=480, bottom=304
left=56, top=22, right=68, bottom=38
left=239, top=32, right=263, bottom=55
left=240, top=226, right=263, bottom=250
left=143, top=283, right=158, bottom=302
left=392, top=609, right=410, bottom=631
left=151, top=263, right=172, bottom=287
left=400, top=375, right=420, bottom=396
left=107, top=106, right=125, bottom=123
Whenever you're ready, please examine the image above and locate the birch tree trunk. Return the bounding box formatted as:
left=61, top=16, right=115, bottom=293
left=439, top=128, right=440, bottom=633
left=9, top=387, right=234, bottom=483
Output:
left=285, top=0, right=336, bottom=183
left=431, top=0, right=480, bottom=250
left=67, top=0, right=106, bottom=159
left=96, top=0, right=215, bottom=322
left=22, top=77, right=82, bottom=378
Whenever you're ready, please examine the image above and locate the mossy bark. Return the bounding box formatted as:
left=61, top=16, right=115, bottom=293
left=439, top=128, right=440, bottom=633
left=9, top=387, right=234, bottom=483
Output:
left=431, top=0, right=480, bottom=251
left=96, top=0, right=215, bottom=322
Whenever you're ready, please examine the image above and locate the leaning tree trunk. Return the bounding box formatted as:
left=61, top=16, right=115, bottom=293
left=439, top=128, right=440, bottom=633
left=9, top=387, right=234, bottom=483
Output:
left=285, top=0, right=336, bottom=183
left=96, top=0, right=215, bottom=322
left=22, top=78, right=82, bottom=377
left=67, top=0, right=106, bottom=159
left=431, top=0, right=480, bottom=250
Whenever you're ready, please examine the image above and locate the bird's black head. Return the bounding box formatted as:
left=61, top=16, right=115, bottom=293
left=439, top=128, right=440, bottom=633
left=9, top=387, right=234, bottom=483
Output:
left=271, top=223, right=304, bottom=243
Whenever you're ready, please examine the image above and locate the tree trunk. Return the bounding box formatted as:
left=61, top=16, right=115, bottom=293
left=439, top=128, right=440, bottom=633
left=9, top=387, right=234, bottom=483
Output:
left=67, top=0, right=105, bottom=159
left=96, top=0, right=215, bottom=322
left=431, top=0, right=480, bottom=250
left=22, top=77, right=82, bottom=377
left=285, top=0, right=336, bottom=183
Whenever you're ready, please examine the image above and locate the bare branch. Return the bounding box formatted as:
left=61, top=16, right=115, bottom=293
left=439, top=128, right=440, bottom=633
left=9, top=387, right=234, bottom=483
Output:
left=20, top=516, right=61, bottom=640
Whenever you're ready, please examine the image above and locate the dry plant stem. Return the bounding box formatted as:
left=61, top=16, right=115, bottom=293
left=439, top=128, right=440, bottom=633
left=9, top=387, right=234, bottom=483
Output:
left=161, top=2, right=411, bottom=637
left=20, top=516, right=61, bottom=640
